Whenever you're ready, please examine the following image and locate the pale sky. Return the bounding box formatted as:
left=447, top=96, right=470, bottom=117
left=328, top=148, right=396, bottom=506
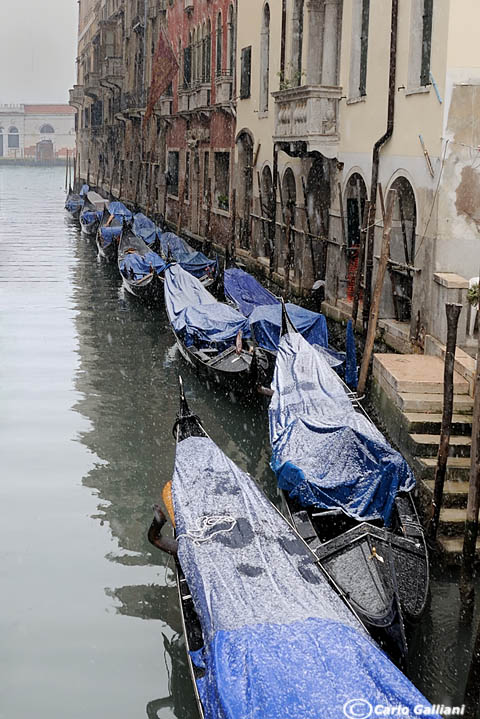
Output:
left=0, top=0, right=78, bottom=104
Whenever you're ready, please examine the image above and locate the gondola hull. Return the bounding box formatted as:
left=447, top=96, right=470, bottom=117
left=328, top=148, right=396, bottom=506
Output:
left=96, top=231, right=118, bottom=262
left=121, top=272, right=164, bottom=304
left=80, top=218, right=99, bottom=236
left=170, top=326, right=257, bottom=394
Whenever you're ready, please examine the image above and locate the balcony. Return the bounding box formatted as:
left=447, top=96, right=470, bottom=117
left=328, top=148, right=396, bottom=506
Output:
left=215, top=72, right=233, bottom=104
left=84, top=71, right=101, bottom=100
left=120, top=91, right=146, bottom=114
left=69, top=85, right=84, bottom=108
left=272, top=84, right=342, bottom=158
left=101, top=57, right=124, bottom=85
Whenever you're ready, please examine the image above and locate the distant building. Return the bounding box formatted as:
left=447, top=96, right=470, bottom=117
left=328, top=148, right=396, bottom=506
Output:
left=0, top=104, right=76, bottom=162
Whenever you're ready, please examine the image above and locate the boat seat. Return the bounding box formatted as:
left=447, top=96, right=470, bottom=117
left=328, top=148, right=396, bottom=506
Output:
left=311, top=508, right=344, bottom=519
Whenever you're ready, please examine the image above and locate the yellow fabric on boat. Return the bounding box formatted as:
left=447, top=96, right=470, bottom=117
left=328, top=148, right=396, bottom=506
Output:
left=162, top=481, right=175, bottom=527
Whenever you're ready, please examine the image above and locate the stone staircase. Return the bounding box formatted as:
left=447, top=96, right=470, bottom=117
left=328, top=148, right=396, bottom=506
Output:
left=372, top=352, right=480, bottom=564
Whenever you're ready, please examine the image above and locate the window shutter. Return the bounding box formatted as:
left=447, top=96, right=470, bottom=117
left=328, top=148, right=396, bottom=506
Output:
left=359, top=0, right=370, bottom=96
left=183, top=46, right=191, bottom=88
left=240, top=46, right=251, bottom=99
left=420, top=0, right=433, bottom=86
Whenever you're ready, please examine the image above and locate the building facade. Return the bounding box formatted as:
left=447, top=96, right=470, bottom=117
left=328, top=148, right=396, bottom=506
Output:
left=0, top=104, right=75, bottom=161
left=71, top=0, right=480, bottom=349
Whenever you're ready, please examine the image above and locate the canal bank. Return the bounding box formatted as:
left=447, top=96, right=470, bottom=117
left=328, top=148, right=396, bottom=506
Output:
left=1, top=166, right=479, bottom=717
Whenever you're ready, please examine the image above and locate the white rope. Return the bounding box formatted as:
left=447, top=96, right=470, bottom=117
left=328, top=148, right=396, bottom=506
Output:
left=177, top=515, right=237, bottom=544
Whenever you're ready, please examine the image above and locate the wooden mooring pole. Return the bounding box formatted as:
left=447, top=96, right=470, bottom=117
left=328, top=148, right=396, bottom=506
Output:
left=357, top=190, right=395, bottom=396
left=460, top=325, right=480, bottom=609
left=428, top=303, right=462, bottom=542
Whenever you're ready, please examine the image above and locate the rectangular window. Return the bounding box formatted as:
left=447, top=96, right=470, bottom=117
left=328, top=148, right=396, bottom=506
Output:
left=420, top=0, right=433, bottom=86
left=240, top=46, right=251, bottom=99
left=183, top=46, right=191, bottom=88
left=185, top=152, right=190, bottom=201
left=214, top=152, right=230, bottom=211
left=359, top=0, right=370, bottom=96
left=167, top=151, right=179, bottom=197
left=203, top=151, right=210, bottom=204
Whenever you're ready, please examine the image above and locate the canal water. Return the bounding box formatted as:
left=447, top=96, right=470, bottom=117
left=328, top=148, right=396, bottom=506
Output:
left=0, top=166, right=478, bottom=719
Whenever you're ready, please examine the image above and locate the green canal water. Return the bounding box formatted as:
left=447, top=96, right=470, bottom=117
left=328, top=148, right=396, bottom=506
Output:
left=0, top=166, right=478, bottom=718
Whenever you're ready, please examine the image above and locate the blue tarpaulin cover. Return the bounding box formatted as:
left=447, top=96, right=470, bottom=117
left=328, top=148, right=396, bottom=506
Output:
left=172, top=433, right=438, bottom=719
left=107, top=201, right=133, bottom=222
left=165, top=264, right=249, bottom=349
left=100, top=224, right=122, bottom=246
left=224, top=267, right=278, bottom=316
left=80, top=210, right=102, bottom=225
left=133, top=213, right=160, bottom=246
left=345, top=319, right=358, bottom=388
left=65, top=193, right=83, bottom=212
left=269, top=332, right=415, bottom=523
left=160, top=231, right=216, bottom=278
left=120, top=251, right=166, bottom=281
left=250, top=302, right=329, bottom=353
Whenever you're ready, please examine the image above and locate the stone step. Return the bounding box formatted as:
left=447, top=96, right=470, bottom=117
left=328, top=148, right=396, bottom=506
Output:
left=437, top=535, right=480, bottom=564
left=374, top=354, right=470, bottom=395
left=396, top=392, right=474, bottom=414
left=408, top=433, right=471, bottom=458
left=416, top=456, right=471, bottom=482
left=421, top=478, right=470, bottom=509
left=439, top=507, right=469, bottom=536
left=403, top=412, right=472, bottom=436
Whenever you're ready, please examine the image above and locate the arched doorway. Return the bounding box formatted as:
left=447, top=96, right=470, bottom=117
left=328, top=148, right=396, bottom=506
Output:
left=236, top=131, right=254, bottom=249
left=306, top=156, right=331, bottom=281
left=389, top=177, right=417, bottom=321
left=36, top=139, right=54, bottom=162
left=344, top=173, right=367, bottom=300
left=281, top=168, right=296, bottom=272
left=8, top=126, right=19, bottom=155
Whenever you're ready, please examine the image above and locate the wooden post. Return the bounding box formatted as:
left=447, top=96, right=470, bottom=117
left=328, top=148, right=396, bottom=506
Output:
left=205, top=177, right=212, bottom=245
left=463, top=615, right=480, bottom=717
left=119, top=160, right=124, bottom=200
left=65, top=150, right=69, bottom=191
left=177, top=178, right=186, bottom=235
left=73, top=156, right=77, bottom=191
left=257, top=171, right=269, bottom=258
left=357, top=191, right=396, bottom=396
left=302, top=176, right=316, bottom=281
left=427, top=303, right=463, bottom=541
left=460, top=325, right=480, bottom=608
left=284, top=214, right=292, bottom=298
left=351, top=200, right=371, bottom=328
left=230, top=188, right=237, bottom=259
left=337, top=181, right=347, bottom=248
left=87, top=156, right=91, bottom=187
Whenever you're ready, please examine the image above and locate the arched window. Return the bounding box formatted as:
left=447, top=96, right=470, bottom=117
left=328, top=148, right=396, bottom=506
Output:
left=343, top=172, right=368, bottom=300
left=260, top=4, right=270, bottom=112
left=227, top=4, right=235, bottom=76
left=40, top=124, right=55, bottom=134
left=8, top=126, right=19, bottom=149
left=292, top=0, right=304, bottom=86
left=197, top=24, right=202, bottom=84
left=216, top=12, right=223, bottom=76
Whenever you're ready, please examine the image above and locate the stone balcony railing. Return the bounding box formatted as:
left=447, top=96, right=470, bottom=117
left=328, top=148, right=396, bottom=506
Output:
left=69, top=85, right=84, bottom=108
left=215, top=72, right=233, bottom=104
left=84, top=71, right=101, bottom=100
left=272, top=84, right=342, bottom=156
left=101, top=57, right=124, bottom=84
left=178, top=83, right=211, bottom=113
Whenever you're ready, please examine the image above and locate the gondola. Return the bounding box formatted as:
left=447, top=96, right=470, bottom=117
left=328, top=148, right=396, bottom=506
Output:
left=96, top=201, right=133, bottom=262
left=79, top=191, right=107, bottom=236
left=147, top=378, right=440, bottom=719
left=224, top=267, right=357, bottom=387
left=160, top=231, right=218, bottom=289
left=164, top=263, right=267, bottom=394
left=64, top=188, right=84, bottom=220
left=132, top=212, right=162, bottom=253
left=269, top=306, right=429, bottom=666
left=117, top=228, right=166, bottom=304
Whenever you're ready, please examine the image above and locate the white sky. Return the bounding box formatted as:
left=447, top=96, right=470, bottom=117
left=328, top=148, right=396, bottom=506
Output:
left=0, top=0, right=78, bottom=104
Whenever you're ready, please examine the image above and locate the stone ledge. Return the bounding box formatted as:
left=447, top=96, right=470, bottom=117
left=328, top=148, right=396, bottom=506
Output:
left=433, top=272, right=469, bottom=289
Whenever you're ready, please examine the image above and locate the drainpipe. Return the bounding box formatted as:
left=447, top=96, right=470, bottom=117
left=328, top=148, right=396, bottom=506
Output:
left=362, top=0, right=398, bottom=328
